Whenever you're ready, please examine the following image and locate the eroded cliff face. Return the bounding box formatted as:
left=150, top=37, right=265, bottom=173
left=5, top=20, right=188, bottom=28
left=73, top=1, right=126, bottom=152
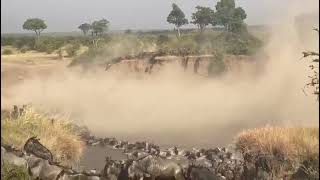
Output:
left=105, top=54, right=264, bottom=78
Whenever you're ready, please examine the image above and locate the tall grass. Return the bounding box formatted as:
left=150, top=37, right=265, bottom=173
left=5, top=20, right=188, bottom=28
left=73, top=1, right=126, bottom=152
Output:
left=1, top=161, right=30, bottom=180
left=235, top=126, right=319, bottom=160
left=1, top=107, right=84, bottom=165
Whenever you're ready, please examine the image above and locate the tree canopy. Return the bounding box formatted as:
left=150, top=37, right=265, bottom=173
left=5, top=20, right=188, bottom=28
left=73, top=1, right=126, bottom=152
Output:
left=91, top=19, right=109, bottom=36
left=78, top=23, right=91, bottom=35
left=167, top=3, right=188, bottom=37
left=214, top=0, right=247, bottom=33
left=22, top=18, right=47, bottom=36
left=191, top=6, right=215, bottom=32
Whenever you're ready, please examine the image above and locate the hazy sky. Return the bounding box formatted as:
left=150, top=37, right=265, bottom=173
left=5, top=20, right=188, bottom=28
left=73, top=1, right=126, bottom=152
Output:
left=1, top=0, right=318, bottom=33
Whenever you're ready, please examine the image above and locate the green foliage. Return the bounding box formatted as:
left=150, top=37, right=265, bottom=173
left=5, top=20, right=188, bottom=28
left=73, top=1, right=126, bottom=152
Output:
left=91, top=19, right=109, bottom=36
left=22, top=18, right=47, bottom=36
left=156, top=34, right=170, bottom=45
left=208, top=52, right=226, bottom=77
left=34, top=37, right=65, bottom=53
left=65, top=42, right=81, bottom=57
left=12, top=37, right=36, bottom=50
left=214, top=31, right=262, bottom=55
left=1, top=37, right=15, bottom=46
left=228, top=19, right=248, bottom=34
left=214, top=0, right=247, bottom=33
left=2, top=49, right=13, bottom=55
left=70, top=34, right=155, bottom=67
left=20, top=46, right=31, bottom=53
left=1, top=37, right=35, bottom=49
left=1, top=161, right=30, bottom=180
left=78, top=23, right=91, bottom=35
left=191, top=6, right=215, bottom=32
left=167, top=3, right=188, bottom=37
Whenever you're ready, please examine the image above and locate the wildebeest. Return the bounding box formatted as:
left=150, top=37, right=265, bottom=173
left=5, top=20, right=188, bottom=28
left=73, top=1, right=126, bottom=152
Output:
left=23, top=136, right=54, bottom=162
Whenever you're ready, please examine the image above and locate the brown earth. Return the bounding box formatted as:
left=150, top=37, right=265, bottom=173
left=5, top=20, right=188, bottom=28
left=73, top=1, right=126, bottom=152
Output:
left=1, top=53, right=72, bottom=109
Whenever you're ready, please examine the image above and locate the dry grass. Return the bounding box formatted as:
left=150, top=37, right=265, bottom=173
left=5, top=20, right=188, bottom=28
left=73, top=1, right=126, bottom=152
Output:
left=1, top=107, right=84, bottom=165
left=235, top=126, right=319, bottom=160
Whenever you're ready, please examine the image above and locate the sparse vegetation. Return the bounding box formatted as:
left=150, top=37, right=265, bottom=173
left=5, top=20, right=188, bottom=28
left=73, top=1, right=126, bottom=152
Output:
left=65, top=42, right=81, bottom=57
left=78, top=23, right=91, bottom=35
left=1, top=1, right=319, bottom=179
left=1, top=107, right=84, bottom=165
left=214, top=0, right=247, bottom=33
left=302, top=28, right=319, bottom=100
left=191, top=6, right=215, bottom=33
left=22, top=18, right=47, bottom=37
left=1, top=161, right=30, bottom=180
left=67, top=29, right=262, bottom=67
left=236, top=126, right=319, bottom=178
left=167, top=3, right=189, bottom=38
left=2, top=49, right=13, bottom=55
left=208, top=52, right=226, bottom=77
left=236, top=126, right=319, bottom=159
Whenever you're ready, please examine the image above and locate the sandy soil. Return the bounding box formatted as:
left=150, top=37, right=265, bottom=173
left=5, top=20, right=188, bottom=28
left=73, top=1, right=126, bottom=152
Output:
left=1, top=52, right=72, bottom=109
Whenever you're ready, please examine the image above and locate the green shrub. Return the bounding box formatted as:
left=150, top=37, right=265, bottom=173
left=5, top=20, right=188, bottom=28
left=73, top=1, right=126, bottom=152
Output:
left=2, top=49, right=13, bottom=55
left=19, top=46, right=30, bottom=53
left=14, top=37, right=36, bottom=50
left=156, top=35, right=170, bottom=45
left=1, top=161, right=30, bottom=180
left=34, top=37, right=65, bottom=53
left=213, top=31, right=262, bottom=55
left=65, top=43, right=81, bottom=57
left=1, top=37, right=15, bottom=46
left=208, top=52, right=226, bottom=77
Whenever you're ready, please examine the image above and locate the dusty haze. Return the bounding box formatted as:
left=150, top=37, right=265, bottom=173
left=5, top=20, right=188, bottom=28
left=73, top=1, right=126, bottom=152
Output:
left=3, top=1, right=319, bottom=148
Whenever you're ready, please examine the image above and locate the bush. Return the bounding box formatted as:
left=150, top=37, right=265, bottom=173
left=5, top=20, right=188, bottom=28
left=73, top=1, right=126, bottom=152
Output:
left=19, top=46, right=30, bottom=53
left=208, top=52, right=226, bottom=77
left=1, top=37, right=15, bottom=46
left=1, top=106, right=84, bottom=165
left=14, top=37, right=36, bottom=50
left=213, top=31, right=263, bottom=55
left=236, top=126, right=319, bottom=160
left=236, top=126, right=319, bottom=179
left=65, top=43, right=81, bottom=57
left=1, top=161, right=30, bottom=180
left=34, top=37, right=65, bottom=53
left=2, top=49, right=13, bottom=55
left=156, top=35, right=170, bottom=45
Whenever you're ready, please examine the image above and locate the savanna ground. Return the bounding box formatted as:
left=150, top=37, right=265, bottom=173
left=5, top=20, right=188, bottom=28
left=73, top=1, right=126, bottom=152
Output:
left=1, top=27, right=269, bottom=148
left=1, top=24, right=319, bottom=177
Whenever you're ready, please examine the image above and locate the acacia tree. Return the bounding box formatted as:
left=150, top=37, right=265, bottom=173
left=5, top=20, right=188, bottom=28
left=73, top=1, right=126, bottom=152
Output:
left=90, top=19, right=110, bottom=47
left=191, top=6, right=215, bottom=33
left=167, top=3, right=188, bottom=38
left=78, top=23, right=91, bottom=35
left=91, top=19, right=109, bottom=37
left=214, top=0, right=247, bottom=33
left=22, top=18, right=47, bottom=37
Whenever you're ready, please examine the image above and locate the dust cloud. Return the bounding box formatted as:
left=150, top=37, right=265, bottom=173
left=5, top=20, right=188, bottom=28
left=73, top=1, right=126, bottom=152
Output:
left=3, top=1, right=319, bottom=147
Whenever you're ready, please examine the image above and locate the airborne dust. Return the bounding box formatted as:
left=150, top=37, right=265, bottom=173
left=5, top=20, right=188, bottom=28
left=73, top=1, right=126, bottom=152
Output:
left=2, top=1, right=319, bottom=148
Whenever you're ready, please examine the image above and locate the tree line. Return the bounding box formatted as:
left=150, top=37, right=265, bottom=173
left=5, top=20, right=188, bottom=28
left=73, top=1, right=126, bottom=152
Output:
left=167, top=0, right=247, bottom=38
left=22, top=0, right=246, bottom=39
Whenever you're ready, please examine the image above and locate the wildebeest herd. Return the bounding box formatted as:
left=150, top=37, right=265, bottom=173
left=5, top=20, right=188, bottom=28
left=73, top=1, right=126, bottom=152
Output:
left=104, top=49, right=216, bottom=76
left=1, top=105, right=313, bottom=180
left=2, top=135, right=242, bottom=180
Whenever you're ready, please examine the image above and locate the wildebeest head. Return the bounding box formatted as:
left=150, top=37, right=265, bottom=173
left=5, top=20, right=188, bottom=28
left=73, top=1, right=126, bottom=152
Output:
left=23, top=136, right=53, bottom=162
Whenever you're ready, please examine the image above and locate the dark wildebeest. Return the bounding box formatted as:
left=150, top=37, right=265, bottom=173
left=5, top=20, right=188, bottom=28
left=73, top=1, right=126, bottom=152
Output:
left=23, top=137, right=53, bottom=162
